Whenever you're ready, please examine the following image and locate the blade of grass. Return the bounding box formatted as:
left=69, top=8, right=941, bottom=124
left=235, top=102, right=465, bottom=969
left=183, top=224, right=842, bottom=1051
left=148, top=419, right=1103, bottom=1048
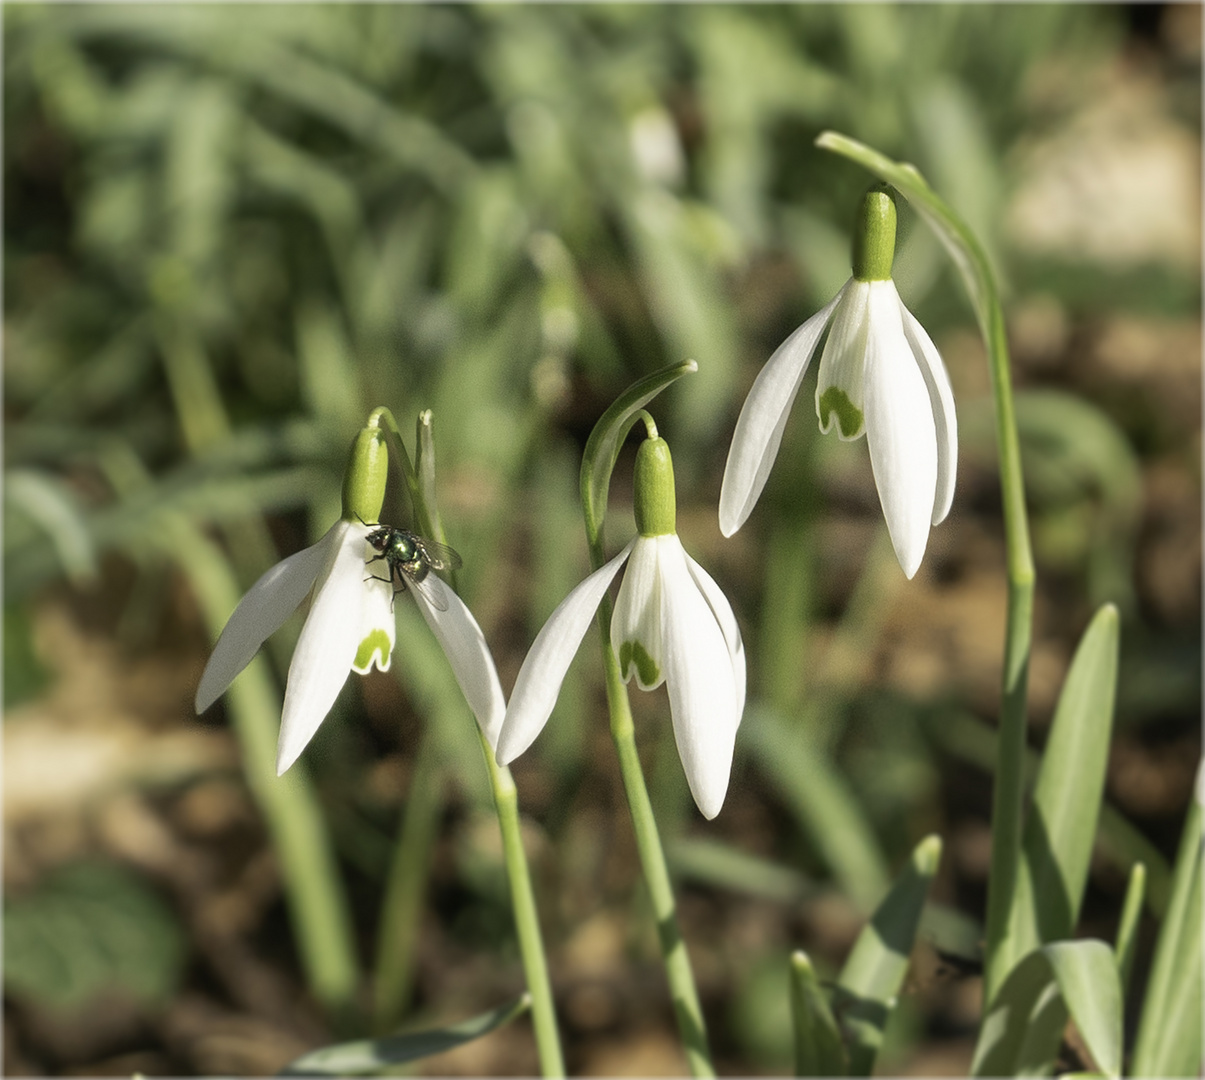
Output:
left=743, top=705, right=889, bottom=916
left=281, top=994, right=531, bottom=1076
left=1130, top=775, right=1203, bottom=1078
left=972, top=940, right=1122, bottom=1078
left=790, top=950, right=848, bottom=1077
left=168, top=521, right=360, bottom=1024
left=834, top=834, right=941, bottom=1075
left=373, top=726, right=446, bottom=1034
left=1008, top=604, right=1119, bottom=955
left=1113, top=862, right=1144, bottom=996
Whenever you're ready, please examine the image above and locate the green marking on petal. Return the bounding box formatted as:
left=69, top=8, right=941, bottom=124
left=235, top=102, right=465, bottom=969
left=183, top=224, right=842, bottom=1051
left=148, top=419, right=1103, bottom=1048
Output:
left=818, top=386, right=865, bottom=439
left=353, top=629, right=393, bottom=673
left=619, top=639, right=660, bottom=687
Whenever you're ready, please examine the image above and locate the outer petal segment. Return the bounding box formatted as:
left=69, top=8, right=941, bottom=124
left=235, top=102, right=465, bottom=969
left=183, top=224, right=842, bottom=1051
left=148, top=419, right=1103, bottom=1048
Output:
left=658, top=536, right=738, bottom=820
left=863, top=283, right=938, bottom=579
left=496, top=541, right=635, bottom=765
left=411, top=575, right=508, bottom=750
left=900, top=302, right=958, bottom=525
left=682, top=550, right=746, bottom=725
left=719, top=286, right=845, bottom=537
left=277, top=522, right=368, bottom=775
left=195, top=529, right=331, bottom=714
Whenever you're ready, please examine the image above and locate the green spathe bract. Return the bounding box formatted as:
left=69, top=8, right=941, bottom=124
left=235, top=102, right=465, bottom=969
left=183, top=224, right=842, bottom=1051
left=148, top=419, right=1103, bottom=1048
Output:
left=634, top=436, right=677, bottom=537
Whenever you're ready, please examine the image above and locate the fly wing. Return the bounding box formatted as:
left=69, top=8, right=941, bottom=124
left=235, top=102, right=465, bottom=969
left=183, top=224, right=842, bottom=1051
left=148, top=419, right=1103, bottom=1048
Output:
left=415, top=537, right=463, bottom=573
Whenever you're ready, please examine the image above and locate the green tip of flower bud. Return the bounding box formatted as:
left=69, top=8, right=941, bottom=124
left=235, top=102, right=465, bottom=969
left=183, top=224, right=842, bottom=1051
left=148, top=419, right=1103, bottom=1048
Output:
left=341, top=424, right=389, bottom=524
left=633, top=436, right=676, bottom=537
left=851, top=183, right=897, bottom=282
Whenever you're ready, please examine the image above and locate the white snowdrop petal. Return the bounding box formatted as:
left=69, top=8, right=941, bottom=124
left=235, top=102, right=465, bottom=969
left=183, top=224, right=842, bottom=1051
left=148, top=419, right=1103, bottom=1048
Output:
left=411, top=575, right=507, bottom=750
left=863, top=284, right=938, bottom=579
left=900, top=302, right=958, bottom=526
left=658, top=537, right=738, bottom=820
left=815, top=280, right=873, bottom=440
left=195, top=528, right=332, bottom=714
left=276, top=522, right=368, bottom=775
left=611, top=536, right=665, bottom=690
left=682, top=550, right=746, bottom=726
left=496, top=541, right=636, bottom=765
left=719, top=287, right=845, bottom=537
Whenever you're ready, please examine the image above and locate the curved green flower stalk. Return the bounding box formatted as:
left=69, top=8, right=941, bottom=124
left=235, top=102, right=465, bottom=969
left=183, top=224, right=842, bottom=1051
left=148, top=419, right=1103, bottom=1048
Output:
left=369, top=408, right=565, bottom=1078
left=814, top=133, right=1035, bottom=1008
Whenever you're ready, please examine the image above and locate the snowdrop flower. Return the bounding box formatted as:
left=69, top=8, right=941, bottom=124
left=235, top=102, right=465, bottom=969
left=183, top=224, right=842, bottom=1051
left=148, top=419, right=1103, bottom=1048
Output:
left=497, top=431, right=745, bottom=819
left=720, top=185, right=957, bottom=579
left=196, top=420, right=505, bottom=774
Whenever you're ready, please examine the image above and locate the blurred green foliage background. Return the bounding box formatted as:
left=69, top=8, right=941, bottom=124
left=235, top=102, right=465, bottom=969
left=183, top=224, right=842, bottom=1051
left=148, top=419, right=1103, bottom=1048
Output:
left=4, top=4, right=1200, bottom=1075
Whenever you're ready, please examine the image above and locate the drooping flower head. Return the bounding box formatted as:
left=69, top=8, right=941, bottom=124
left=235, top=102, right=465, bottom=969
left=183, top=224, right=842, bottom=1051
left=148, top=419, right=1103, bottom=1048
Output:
left=196, top=414, right=504, bottom=774
left=497, top=426, right=745, bottom=819
left=720, top=184, right=957, bottom=579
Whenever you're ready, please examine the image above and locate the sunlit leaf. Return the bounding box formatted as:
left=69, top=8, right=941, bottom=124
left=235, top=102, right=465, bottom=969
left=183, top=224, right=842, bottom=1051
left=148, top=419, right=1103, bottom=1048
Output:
left=280, top=995, right=530, bottom=1076
left=790, top=950, right=848, bottom=1077
left=1131, top=778, right=1203, bottom=1078
left=834, top=834, right=941, bottom=1076
left=972, top=940, right=1122, bottom=1078
left=1008, top=604, right=1119, bottom=955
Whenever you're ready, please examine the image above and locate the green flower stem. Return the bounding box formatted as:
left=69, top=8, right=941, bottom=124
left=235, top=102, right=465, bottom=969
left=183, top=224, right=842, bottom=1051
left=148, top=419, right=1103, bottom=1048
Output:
left=370, top=406, right=564, bottom=1077
left=815, top=133, right=1036, bottom=1008
left=594, top=590, right=715, bottom=1077
left=480, top=731, right=565, bottom=1078
left=576, top=363, right=713, bottom=1077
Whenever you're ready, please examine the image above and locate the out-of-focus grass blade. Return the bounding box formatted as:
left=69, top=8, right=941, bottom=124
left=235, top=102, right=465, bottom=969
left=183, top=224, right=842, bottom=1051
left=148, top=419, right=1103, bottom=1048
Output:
left=833, top=834, right=941, bottom=1076
left=1008, top=604, right=1119, bottom=956
left=1130, top=774, right=1203, bottom=1078
left=790, top=951, right=848, bottom=1077
left=743, top=705, right=889, bottom=915
left=668, top=837, right=816, bottom=905
left=169, top=522, right=360, bottom=1023
left=622, top=189, right=740, bottom=447
left=1113, top=862, right=1144, bottom=995
left=4, top=469, right=99, bottom=585
left=971, top=940, right=1122, bottom=1078
left=280, top=995, right=530, bottom=1076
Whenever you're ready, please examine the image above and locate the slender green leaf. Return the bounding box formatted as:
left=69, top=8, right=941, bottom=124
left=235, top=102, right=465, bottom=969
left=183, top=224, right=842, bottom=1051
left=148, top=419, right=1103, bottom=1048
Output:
left=579, top=359, right=697, bottom=556
left=1113, top=862, right=1145, bottom=995
left=1009, top=604, right=1119, bottom=956
left=790, top=951, right=848, bottom=1078
left=972, top=940, right=1122, bottom=1078
left=281, top=995, right=531, bottom=1076
left=835, top=835, right=941, bottom=1076
left=1131, top=778, right=1203, bottom=1078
